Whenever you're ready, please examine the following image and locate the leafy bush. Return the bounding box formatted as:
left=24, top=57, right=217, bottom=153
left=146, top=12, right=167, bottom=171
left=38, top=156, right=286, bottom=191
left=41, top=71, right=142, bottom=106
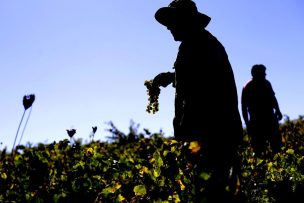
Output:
left=0, top=116, right=304, bottom=202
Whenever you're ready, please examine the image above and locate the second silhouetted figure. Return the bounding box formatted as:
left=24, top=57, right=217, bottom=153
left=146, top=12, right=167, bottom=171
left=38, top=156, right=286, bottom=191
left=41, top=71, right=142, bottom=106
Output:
left=242, top=64, right=283, bottom=157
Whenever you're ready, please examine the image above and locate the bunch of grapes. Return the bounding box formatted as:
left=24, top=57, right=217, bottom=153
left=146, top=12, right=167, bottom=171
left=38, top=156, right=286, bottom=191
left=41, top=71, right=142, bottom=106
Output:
left=144, top=80, right=161, bottom=114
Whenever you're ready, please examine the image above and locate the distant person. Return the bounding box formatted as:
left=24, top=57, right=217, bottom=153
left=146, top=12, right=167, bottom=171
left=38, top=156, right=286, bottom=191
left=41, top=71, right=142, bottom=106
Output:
left=241, top=64, right=283, bottom=157
left=151, top=0, right=243, bottom=202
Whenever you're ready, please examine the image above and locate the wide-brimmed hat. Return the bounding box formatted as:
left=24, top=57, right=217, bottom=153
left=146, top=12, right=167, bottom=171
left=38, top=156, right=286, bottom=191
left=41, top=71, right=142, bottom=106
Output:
left=155, top=0, right=211, bottom=28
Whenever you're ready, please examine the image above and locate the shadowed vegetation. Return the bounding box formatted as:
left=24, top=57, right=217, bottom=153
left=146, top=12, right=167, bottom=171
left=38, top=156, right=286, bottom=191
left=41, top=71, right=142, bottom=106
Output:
left=0, top=116, right=303, bottom=202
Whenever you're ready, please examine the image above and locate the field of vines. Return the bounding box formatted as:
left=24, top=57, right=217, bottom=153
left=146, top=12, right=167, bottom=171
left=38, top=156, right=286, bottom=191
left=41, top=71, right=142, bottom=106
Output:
left=1, top=116, right=304, bottom=203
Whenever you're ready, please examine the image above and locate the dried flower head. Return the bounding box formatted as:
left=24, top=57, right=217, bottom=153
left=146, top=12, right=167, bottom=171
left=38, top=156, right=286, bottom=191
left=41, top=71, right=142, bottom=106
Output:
left=67, top=129, right=76, bottom=138
left=92, top=126, right=97, bottom=134
left=23, top=94, right=35, bottom=110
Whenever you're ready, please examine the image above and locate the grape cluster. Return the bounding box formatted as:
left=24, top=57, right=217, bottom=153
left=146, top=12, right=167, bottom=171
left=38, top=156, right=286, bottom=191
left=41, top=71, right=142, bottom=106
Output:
left=144, top=80, right=161, bottom=114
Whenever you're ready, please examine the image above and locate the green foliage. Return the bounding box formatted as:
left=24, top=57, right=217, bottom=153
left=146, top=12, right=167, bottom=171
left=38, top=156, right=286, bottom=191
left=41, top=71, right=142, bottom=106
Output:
left=1, top=116, right=304, bottom=202
left=239, top=116, right=304, bottom=202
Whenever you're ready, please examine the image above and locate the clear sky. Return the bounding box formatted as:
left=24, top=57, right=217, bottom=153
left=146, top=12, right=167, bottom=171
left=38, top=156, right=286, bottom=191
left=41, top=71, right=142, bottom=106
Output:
left=1, top=0, right=303, bottom=150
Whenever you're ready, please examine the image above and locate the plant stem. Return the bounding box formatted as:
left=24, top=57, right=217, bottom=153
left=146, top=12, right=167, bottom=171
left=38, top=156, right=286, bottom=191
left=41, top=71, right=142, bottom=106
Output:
left=12, top=110, right=26, bottom=152
left=18, top=106, right=32, bottom=146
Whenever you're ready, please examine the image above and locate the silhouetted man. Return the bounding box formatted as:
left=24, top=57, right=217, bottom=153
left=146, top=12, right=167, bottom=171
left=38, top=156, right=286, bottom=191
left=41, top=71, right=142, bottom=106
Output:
left=242, top=64, right=283, bottom=157
left=152, top=0, right=243, bottom=202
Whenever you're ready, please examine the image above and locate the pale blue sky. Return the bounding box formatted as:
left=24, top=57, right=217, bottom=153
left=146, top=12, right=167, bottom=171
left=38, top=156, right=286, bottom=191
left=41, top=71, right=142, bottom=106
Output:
left=1, top=0, right=303, bottom=150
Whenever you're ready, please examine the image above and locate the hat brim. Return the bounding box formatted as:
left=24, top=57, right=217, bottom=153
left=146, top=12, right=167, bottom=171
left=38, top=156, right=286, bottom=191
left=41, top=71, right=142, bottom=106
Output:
left=155, top=7, right=211, bottom=28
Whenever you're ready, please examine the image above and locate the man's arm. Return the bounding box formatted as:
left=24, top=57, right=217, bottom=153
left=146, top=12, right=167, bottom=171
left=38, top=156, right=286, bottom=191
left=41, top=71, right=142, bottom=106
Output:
left=273, top=97, right=283, bottom=121
left=241, top=87, right=249, bottom=126
left=152, top=72, right=175, bottom=88
left=268, top=81, right=283, bottom=121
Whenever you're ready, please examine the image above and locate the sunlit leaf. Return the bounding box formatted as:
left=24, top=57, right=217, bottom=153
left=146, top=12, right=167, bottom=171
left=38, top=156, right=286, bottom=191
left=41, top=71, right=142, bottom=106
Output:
left=133, top=185, right=147, bottom=196
left=139, top=166, right=149, bottom=175
left=1, top=172, right=7, bottom=180
left=286, top=148, right=294, bottom=155
left=116, top=194, right=125, bottom=202
left=153, top=168, right=161, bottom=178
left=177, top=179, right=185, bottom=191
left=199, top=172, right=211, bottom=181
left=189, top=141, right=201, bottom=154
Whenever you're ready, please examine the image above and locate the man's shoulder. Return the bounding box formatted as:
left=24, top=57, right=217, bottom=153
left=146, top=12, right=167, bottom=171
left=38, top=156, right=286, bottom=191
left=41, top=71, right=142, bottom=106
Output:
left=243, top=80, right=254, bottom=89
left=204, top=29, right=222, bottom=42
left=265, top=80, right=272, bottom=86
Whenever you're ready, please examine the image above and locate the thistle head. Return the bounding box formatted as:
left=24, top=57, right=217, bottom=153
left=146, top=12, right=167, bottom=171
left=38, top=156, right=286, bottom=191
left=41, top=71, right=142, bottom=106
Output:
left=92, top=126, right=97, bottom=134
left=67, top=129, right=76, bottom=138
left=23, top=94, right=35, bottom=110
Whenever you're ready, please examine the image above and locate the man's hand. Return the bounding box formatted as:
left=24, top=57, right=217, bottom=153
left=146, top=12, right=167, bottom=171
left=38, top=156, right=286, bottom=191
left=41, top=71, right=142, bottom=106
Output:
left=152, top=72, right=174, bottom=87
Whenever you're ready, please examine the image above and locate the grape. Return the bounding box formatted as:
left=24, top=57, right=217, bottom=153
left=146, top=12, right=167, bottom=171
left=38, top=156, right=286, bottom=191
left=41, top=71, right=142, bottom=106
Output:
left=144, top=80, right=161, bottom=114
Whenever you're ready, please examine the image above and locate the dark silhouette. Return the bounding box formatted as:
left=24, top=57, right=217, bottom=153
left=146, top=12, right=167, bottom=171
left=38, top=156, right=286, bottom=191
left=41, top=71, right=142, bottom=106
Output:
left=23, top=94, right=35, bottom=110
left=67, top=129, right=76, bottom=138
left=90, top=126, right=98, bottom=141
left=92, top=126, right=98, bottom=134
left=241, top=64, right=283, bottom=157
left=152, top=0, right=243, bottom=202
left=12, top=94, right=35, bottom=152
left=67, top=128, right=77, bottom=144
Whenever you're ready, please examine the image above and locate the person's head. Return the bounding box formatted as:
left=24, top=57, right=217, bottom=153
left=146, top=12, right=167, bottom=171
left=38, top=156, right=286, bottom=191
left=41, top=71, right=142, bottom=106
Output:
left=154, top=0, right=211, bottom=41
left=251, top=64, right=266, bottom=80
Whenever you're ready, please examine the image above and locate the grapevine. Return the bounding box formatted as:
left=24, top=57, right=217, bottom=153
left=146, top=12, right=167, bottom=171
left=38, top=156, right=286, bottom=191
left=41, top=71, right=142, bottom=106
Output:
left=144, top=80, right=160, bottom=114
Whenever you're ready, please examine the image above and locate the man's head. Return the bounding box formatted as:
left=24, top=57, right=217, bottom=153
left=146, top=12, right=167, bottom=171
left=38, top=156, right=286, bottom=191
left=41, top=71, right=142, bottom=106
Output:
left=155, top=0, right=210, bottom=41
left=251, top=64, right=266, bottom=80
